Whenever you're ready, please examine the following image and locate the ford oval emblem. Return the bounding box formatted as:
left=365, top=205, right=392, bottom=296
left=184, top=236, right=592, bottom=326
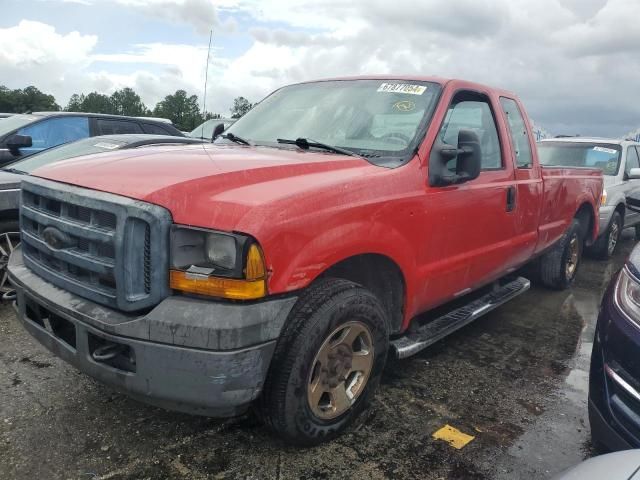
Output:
left=42, top=226, right=75, bottom=250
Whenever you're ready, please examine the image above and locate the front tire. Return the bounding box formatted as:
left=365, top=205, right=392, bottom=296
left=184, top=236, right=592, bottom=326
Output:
left=259, top=278, right=389, bottom=446
left=540, top=219, right=583, bottom=290
left=589, top=211, right=622, bottom=259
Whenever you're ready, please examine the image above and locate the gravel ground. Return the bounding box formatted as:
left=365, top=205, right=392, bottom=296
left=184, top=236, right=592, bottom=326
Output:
left=0, top=234, right=634, bottom=480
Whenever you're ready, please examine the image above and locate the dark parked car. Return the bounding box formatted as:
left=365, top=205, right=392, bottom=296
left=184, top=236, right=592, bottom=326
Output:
left=590, top=191, right=640, bottom=451
left=0, top=112, right=184, bottom=165
left=0, top=134, right=204, bottom=293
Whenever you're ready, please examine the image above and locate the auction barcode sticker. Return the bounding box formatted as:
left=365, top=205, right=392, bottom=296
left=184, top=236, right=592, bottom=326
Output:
left=377, top=83, right=427, bottom=95
left=593, top=146, right=618, bottom=155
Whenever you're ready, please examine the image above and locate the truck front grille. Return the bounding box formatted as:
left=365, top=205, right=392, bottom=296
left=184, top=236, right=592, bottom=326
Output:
left=20, top=179, right=172, bottom=312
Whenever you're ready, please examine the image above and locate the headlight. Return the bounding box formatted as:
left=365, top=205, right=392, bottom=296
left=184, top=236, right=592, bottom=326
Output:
left=169, top=226, right=266, bottom=300
left=614, top=267, right=640, bottom=325
left=601, top=189, right=608, bottom=207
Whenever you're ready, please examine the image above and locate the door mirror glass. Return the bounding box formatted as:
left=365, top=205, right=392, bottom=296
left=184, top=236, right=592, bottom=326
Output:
left=6, top=134, right=32, bottom=155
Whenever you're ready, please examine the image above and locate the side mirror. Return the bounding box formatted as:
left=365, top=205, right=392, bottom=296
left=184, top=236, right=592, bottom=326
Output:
left=211, top=123, right=225, bottom=141
left=6, top=134, right=32, bottom=155
left=429, top=129, right=482, bottom=186
left=629, top=168, right=640, bottom=180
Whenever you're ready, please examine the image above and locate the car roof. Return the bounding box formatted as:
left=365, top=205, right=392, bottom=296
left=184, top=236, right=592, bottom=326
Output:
left=539, top=137, right=639, bottom=147
left=31, top=111, right=174, bottom=124
left=289, top=75, right=517, bottom=98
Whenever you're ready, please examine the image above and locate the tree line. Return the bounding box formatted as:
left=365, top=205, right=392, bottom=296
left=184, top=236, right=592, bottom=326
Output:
left=0, top=85, right=254, bottom=131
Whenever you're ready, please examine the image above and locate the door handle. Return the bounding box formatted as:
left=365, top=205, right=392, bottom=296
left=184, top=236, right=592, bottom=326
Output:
left=506, top=186, right=516, bottom=212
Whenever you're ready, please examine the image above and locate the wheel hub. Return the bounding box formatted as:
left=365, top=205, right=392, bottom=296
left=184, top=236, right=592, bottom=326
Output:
left=566, top=235, right=579, bottom=279
left=307, top=321, right=374, bottom=420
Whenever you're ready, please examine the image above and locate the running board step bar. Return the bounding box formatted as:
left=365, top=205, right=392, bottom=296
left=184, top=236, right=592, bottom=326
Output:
left=391, top=277, right=531, bottom=359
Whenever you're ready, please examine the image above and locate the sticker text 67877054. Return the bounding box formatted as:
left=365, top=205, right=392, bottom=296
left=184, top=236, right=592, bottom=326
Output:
left=377, top=83, right=427, bottom=95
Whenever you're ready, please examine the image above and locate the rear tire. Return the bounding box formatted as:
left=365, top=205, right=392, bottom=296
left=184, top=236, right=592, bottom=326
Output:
left=589, top=212, right=622, bottom=259
left=258, top=278, right=389, bottom=446
left=539, top=219, right=582, bottom=290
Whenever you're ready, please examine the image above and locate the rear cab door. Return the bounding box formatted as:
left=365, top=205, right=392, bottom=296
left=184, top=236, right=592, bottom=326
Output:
left=622, top=145, right=640, bottom=226
left=498, top=95, right=542, bottom=266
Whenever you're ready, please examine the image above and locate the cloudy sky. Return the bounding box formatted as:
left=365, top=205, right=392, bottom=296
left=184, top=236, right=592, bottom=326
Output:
left=1, top=0, right=638, bottom=136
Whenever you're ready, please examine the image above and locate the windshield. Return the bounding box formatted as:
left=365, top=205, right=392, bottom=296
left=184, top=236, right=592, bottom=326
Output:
left=4, top=137, right=127, bottom=173
left=219, top=79, right=442, bottom=166
left=538, top=142, right=621, bottom=175
left=0, top=114, right=38, bottom=136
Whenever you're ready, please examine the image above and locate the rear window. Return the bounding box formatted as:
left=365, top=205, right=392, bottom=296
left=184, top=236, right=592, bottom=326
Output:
left=538, top=142, right=621, bottom=175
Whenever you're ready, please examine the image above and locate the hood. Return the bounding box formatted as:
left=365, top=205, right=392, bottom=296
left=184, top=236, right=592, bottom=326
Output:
left=31, top=143, right=379, bottom=230
left=0, top=170, right=24, bottom=190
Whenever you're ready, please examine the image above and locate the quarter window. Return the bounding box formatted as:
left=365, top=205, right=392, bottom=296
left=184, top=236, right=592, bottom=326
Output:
left=500, top=97, right=533, bottom=168
left=437, top=95, right=502, bottom=171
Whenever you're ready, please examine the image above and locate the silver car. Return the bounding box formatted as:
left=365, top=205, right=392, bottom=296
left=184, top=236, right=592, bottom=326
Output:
left=539, top=137, right=640, bottom=258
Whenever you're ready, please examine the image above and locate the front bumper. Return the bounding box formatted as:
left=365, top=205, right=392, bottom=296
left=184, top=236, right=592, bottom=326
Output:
left=589, top=275, right=640, bottom=450
left=8, top=247, right=297, bottom=417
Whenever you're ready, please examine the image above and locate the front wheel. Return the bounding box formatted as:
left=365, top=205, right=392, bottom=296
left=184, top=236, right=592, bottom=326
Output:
left=0, top=221, right=20, bottom=294
left=539, top=219, right=583, bottom=290
left=258, top=278, right=389, bottom=446
left=589, top=212, right=622, bottom=259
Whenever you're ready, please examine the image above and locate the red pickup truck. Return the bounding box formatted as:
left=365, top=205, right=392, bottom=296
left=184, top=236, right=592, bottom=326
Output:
left=8, top=76, right=602, bottom=445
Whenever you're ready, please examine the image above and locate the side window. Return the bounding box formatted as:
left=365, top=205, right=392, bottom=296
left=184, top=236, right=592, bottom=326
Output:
left=96, top=119, right=143, bottom=135
left=626, top=146, right=640, bottom=175
left=142, top=123, right=172, bottom=135
left=18, top=116, right=90, bottom=153
left=500, top=97, right=533, bottom=168
left=438, top=96, right=502, bottom=170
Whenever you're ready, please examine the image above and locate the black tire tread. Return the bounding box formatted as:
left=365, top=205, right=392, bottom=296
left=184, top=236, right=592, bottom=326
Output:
left=258, top=277, right=387, bottom=444
left=539, top=219, right=581, bottom=290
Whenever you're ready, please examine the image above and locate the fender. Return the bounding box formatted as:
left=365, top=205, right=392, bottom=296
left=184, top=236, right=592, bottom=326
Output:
left=264, top=219, right=419, bottom=323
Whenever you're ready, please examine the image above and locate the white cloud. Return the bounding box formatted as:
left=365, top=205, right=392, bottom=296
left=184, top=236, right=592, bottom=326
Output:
left=3, top=0, right=640, bottom=135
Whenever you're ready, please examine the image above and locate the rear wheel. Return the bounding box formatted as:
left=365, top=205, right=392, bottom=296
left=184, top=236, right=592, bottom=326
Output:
left=539, top=219, right=582, bottom=290
left=259, top=278, right=389, bottom=446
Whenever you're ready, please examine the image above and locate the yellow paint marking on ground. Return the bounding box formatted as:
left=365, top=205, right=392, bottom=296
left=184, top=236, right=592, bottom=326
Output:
left=432, top=424, right=475, bottom=449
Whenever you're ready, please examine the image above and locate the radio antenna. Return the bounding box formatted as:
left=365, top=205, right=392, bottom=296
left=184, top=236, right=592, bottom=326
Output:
left=201, top=29, right=213, bottom=140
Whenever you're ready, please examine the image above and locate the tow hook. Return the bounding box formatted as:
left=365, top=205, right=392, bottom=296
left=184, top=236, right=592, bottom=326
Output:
left=92, top=343, right=127, bottom=362
left=1, top=289, right=17, bottom=303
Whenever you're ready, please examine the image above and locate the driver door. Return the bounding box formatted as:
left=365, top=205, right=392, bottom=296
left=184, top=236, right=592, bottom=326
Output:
left=415, top=90, right=518, bottom=312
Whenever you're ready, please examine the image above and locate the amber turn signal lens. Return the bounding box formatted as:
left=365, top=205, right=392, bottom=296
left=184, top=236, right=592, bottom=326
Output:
left=169, top=270, right=266, bottom=300
left=245, top=243, right=266, bottom=281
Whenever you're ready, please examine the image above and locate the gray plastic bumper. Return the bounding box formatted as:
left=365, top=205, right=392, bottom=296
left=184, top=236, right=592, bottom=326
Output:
left=8, top=247, right=298, bottom=417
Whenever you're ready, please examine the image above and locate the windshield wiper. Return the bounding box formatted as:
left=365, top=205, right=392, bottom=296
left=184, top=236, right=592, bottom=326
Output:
left=221, top=132, right=252, bottom=146
left=277, top=138, right=363, bottom=158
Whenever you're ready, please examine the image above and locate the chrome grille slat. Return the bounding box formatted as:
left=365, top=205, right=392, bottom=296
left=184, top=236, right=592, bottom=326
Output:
left=21, top=205, right=115, bottom=243
left=20, top=178, right=172, bottom=311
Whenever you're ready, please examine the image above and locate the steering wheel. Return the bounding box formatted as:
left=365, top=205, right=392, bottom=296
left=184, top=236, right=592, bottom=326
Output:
left=379, top=132, right=411, bottom=147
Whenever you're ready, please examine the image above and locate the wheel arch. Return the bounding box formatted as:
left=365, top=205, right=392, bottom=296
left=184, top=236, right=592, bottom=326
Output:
left=317, top=253, right=406, bottom=335
left=575, top=201, right=596, bottom=245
